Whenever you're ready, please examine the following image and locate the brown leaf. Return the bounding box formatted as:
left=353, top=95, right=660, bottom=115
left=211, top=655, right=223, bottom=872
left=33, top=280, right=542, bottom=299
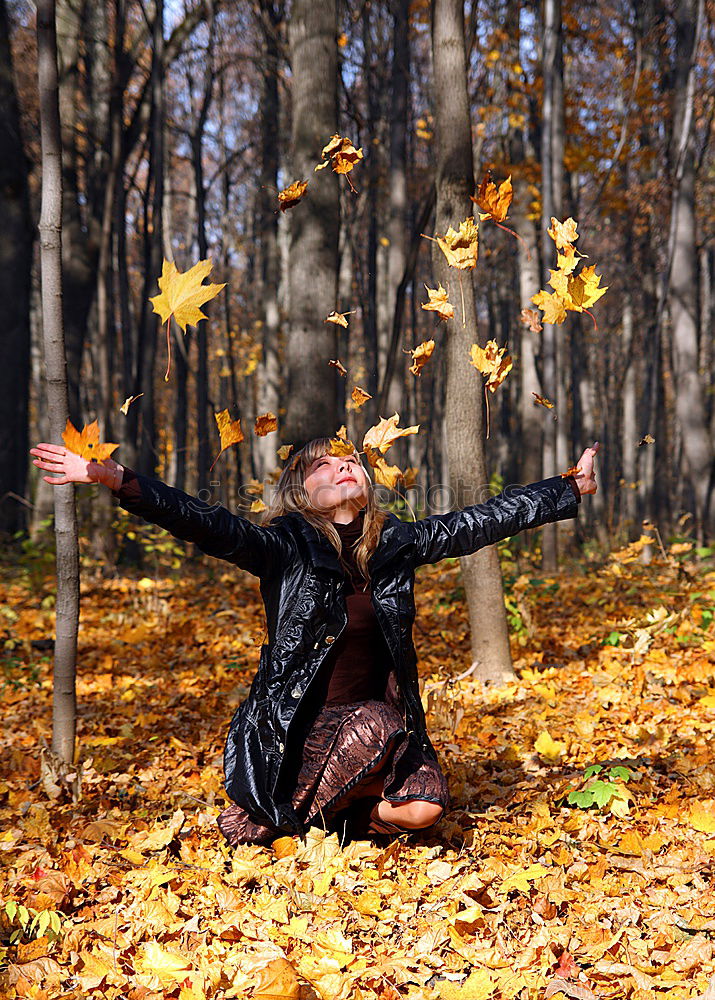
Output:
left=328, top=358, right=348, bottom=377
left=277, top=179, right=308, bottom=212
left=351, top=386, right=372, bottom=408
left=254, top=413, right=278, bottom=436
left=520, top=307, right=543, bottom=332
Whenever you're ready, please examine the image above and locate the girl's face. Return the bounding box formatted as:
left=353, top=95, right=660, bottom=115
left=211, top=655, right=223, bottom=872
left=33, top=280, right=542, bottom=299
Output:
left=303, top=451, right=370, bottom=515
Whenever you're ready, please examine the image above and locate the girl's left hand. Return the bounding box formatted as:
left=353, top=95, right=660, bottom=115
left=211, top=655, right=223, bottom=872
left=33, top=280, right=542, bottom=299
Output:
left=572, top=441, right=600, bottom=496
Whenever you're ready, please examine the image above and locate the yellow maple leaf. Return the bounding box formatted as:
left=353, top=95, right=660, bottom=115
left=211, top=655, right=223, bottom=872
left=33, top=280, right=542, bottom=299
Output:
left=547, top=216, right=579, bottom=249
left=469, top=340, right=513, bottom=396
left=689, top=801, right=715, bottom=834
left=565, top=264, right=608, bottom=311
left=404, top=339, right=435, bottom=376
left=325, top=310, right=355, bottom=328
left=500, top=863, right=551, bottom=894
left=421, top=283, right=455, bottom=320
left=315, top=134, right=363, bottom=192
left=534, top=730, right=566, bottom=762
left=136, top=941, right=192, bottom=985
left=254, top=412, right=278, bottom=436
left=472, top=173, right=513, bottom=222
left=277, top=179, right=308, bottom=212
left=277, top=444, right=293, bottom=460
left=531, top=288, right=567, bottom=325
left=149, top=258, right=226, bottom=381
left=556, top=243, right=583, bottom=274
left=351, top=386, right=372, bottom=408
left=119, top=393, right=143, bottom=415
left=433, top=217, right=479, bottom=270
left=250, top=498, right=267, bottom=513
left=62, top=418, right=118, bottom=464
left=210, top=409, right=244, bottom=471
left=371, top=454, right=405, bottom=490
left=328, top=437, right=357, bottom=457
left=363, top=412, right=420, bottom=457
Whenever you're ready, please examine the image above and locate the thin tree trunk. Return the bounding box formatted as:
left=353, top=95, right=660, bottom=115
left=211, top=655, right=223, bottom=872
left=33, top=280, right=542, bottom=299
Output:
left=0, top=0, right=33, bottom=536
left=37, top=0, right=79, bottom=766
left=285, top=0, right=339, bottom=444
left=431, top=0, right=514, bottom=684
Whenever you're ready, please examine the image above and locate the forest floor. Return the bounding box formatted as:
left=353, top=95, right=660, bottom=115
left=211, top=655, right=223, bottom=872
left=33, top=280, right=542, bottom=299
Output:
left=1, top=534, right=715, bottom=1000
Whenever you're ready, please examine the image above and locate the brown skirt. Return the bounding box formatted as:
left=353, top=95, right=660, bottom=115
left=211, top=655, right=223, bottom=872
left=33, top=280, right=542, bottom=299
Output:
left=217, top=699, right=449, bottom=846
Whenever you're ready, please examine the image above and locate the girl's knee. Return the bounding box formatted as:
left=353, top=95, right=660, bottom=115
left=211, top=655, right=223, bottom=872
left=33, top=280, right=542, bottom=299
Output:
left=396, top=800, right=444, bottom=829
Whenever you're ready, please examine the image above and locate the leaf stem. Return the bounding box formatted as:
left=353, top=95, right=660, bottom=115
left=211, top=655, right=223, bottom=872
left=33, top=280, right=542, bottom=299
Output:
left=164, top=317, right=172, bottom=382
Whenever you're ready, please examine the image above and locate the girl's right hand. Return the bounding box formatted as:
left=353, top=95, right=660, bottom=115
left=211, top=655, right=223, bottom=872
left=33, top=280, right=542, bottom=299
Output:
left=30, top=443, right=122, bottom=488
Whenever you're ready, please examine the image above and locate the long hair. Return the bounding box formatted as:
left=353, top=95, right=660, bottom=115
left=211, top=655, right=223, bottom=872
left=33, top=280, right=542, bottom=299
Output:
left=261, top=437, right=388, bottom=584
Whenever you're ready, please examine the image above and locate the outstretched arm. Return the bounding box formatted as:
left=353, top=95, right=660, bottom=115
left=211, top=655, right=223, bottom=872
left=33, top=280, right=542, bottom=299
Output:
left=408, top=442, right=600, bottom=568
left=29, top=443, right=294, bottom=578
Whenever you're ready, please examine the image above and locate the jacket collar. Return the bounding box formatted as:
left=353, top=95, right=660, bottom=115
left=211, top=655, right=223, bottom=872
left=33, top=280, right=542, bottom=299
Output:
left=278, top=510, right=409, bottom=575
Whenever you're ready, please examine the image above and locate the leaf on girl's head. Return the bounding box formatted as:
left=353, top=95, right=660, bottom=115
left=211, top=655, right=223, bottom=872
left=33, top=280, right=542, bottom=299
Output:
left=62, top=419, right=118, bottom=463
left=119, top=394, right=143, bottom=415
left=210, top=410, right=244, bottom=471
left=149, top=258, right=225, bottom=332
left=325, top=310, right=355, bottom=328
left=328, top=358, right=348, bottom=377
left=328, top=437, right=356, bottom=457
left=363, top=412, right=420, bottom=457
left=421, top=284, right=454, bottom=320
left=277, top=444, right=293, bottom=460
left=428, top=217, right=479, bottom=270
left=520, top=307, right=543, bottom=332
left=277, top=179, right=308, bottom=212
left=254, top=413, right=278, bottom=437
left=404, top=339, right=435, bottom=376
left=532, top=392, right=554, bottom=409
left=314, top=134, right=364, bottom=188
left=469, top=341, right=513, bottom=392
left=351, top=386, right=372, bottom=408
left=472, top=173, right=513, bottom=222
left=547, top=216, right=579, bottom=249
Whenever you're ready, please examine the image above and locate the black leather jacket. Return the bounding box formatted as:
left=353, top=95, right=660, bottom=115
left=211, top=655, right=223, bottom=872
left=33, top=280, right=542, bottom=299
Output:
left=116, top=472, right=580, bottom=834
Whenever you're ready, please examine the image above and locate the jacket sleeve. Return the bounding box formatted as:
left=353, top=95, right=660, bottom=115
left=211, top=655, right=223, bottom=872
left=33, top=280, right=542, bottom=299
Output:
left=113, top=468, right=294, bottom=577
left=408, top=475, right=581, bottom=568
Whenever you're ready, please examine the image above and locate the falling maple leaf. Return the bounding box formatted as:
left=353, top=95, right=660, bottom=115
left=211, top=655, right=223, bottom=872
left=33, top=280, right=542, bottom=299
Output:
left=328, top=358, right=348, bottom=377
left=370, top=455, right=404, bottom=490
left=564, top=264, right=608, bottom=311
left=149, top=258, right=226, bottom=382
left=404, top=340, right=435, bottom=376
left=210, top=410, right=244, bottom=471
left=472, top=173, right=513, bottom=223
left=520, top=308, right=543, bottom=333
left=62, top=419, right=118, bottom=463
left=250, top=498, right=267, bottom=514
left=532, top=392, right=555, bottom=409
left=469, top=341, right=513, bottom=393
left=119, top=394, right=143, bottom=415
left=277, top=444, right=293, bottom=460
left=531, top=288, right=568, bottom=326
left=424, top=217, right=479, bottom=271
left=351, top=386, right=372, bottom=408
left=277, top=179, right=308, bottom=212
left=254, top=413, right=278, bottom=436
left=325, top=310, right=355, bottom=328
left=548, top=216, right=579, bottom=249
left=314, top=134, right=364, bottom=192
left=637, top=434, right=655, bottom=447
left=363, top=412, right=420, bottom=458
left=421, top=284, right=454, bottom=320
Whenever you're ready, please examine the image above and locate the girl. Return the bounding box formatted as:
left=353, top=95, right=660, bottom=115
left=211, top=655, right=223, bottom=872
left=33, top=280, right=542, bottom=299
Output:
left=30, top=437, right=599, bottom=845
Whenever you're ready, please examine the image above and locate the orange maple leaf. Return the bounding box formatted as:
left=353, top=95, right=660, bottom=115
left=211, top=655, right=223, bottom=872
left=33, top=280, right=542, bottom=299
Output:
left=210, top=410, right=244, bottom=471
left=421, top=284, right=454, bottom=320
left=403, top=340, right=435, bottom=376
left=62, top=419, right=118, bottom=463
left=254, top=413, right=278, bottom=436
left=277, top=180, right=308, bottom=212
left=472, top=173, right=513, bottom=223
left=315, top=134, right=364, bottom=192
left=351, top=386, right=372, bottom=408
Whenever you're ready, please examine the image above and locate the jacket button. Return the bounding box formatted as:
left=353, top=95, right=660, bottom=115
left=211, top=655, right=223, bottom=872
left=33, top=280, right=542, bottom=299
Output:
left=325, top=635, right=336, bottom=644
left=291, top=686, right=302, bottom=699
left=313, top=642, right=320, bottom=650
left=279, top=742, right=284, bottom=753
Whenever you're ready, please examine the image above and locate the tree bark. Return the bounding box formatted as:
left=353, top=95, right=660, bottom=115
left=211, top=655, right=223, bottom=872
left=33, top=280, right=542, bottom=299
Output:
left=431, top=0, right=514, bottom=684
left=37, top=0, right=79, bottom=765
left=285, top=0, right=339, bottom=444
left=0, top=0, right=33, bottom=536
left=667, top=0, right=712, bottom=540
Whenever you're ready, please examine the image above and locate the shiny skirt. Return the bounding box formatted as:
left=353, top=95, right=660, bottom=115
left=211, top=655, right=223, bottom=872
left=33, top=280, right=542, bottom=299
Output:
left=217, top=699, right=449, bottom=846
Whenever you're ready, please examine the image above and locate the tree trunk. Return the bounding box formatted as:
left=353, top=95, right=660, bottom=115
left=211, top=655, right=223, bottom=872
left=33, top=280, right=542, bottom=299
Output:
left=539, top=0, right=563, bottom=570
left=667, top=0, right=712, bottom=540
left=431, top=0, right=514, bottom=685
left=37, top=0, right=79, bottom=766
left=285, top=0, right=339, bottom=444
left=0, top=0, right=33, bottom=537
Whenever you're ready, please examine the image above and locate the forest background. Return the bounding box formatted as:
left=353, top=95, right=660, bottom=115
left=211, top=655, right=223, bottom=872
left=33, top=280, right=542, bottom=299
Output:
left=1, top=0, right=714, bottom=555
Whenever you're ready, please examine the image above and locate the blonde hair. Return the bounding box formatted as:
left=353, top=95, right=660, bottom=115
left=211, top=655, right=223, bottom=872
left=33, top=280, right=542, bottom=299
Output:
left=261, top=437, right=388, bottom=584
